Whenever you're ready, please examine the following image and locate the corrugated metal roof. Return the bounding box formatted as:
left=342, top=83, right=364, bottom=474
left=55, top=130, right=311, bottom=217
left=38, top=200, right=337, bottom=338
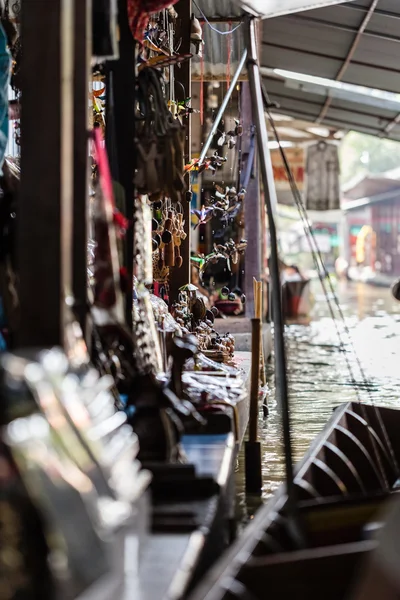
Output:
left=260, top=1, right=400, bottom=139
left=192, top=1, right=352, bottom=78
left=191, top=20, right=246, bottom=80
left=196, top=0, right=353, bottom=19
left=195, top=1, right=400, bottom=140
left=262, top=74, right=400, bottom=140
left=193, top=0, right=243, bottom=19
left=262, top=5, right=400, bottom=92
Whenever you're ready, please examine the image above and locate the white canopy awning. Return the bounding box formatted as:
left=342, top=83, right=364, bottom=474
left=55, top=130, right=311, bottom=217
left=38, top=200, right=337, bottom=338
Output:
left=231, top=0, right=354, bottom=19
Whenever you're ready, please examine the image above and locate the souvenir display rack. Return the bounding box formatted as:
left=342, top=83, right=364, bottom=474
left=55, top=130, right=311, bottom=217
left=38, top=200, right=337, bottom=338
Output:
left=0, top=1, right=257, bottom=599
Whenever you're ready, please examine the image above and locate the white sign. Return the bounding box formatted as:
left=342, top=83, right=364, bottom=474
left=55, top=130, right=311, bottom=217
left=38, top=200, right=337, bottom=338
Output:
left=299, top=233, right=331, bottom=253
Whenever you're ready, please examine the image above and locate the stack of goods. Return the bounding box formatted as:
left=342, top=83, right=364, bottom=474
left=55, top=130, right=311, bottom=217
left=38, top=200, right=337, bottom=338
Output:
left=150, top=198, right=188, bottom=298
left=133, top=10, right=193, bottom=302
left=171, top=284, right=236, bottom=364
left=182, top=350, right=247, bottom=443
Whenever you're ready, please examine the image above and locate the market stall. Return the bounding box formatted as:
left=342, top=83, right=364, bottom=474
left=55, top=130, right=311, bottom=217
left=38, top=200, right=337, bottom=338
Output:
left=0, top=2, right=255, bottom=598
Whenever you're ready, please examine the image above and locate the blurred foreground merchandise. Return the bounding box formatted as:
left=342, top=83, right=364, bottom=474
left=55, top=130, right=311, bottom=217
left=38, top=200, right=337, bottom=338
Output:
left=0, top=347, right=150, bottom=599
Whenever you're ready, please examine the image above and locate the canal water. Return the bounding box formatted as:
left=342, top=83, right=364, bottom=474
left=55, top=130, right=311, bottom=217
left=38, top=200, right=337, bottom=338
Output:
left=237, top=280, right=400, bottom=522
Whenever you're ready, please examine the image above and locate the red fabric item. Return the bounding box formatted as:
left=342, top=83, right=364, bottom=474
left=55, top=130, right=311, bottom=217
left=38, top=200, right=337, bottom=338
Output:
left=92, top=128, right=114, bottom=210
left=92, top=129, right=121, bottom=310
left=113, top=209, right=129, bottom=235
left=127, top=0, right=179, bottom=42
left=92, top=129, right=129, bottom=238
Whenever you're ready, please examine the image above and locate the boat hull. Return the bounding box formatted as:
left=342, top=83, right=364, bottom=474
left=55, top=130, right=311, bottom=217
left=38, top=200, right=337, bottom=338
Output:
left=188, top=401, right=400, bottom=599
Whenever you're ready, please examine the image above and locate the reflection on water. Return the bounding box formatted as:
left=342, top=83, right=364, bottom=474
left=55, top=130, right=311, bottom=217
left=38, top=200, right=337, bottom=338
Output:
left=237, top=281, right=400, bottom=519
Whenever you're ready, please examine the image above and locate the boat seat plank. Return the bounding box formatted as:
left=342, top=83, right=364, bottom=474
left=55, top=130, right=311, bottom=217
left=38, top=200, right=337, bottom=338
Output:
left=236, top=540, right=376, bottom=600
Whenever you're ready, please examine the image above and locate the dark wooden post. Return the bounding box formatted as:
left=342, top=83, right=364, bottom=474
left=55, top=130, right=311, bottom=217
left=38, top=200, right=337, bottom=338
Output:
left=169, top=0, right=192, bottom=304
left=109, top=0, right=135, bottom=329
left=73, top=0, right=91, bottom=337
left=245, top=317, right=262, bottom=494
left=18, top=0, right=75, bottom=348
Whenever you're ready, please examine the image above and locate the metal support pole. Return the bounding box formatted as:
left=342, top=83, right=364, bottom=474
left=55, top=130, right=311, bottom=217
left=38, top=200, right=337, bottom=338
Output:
left=245, top=17, right=294, bottom=491
left=241, top=82, right=261, bottom=319
left=198, top=50, right=247, bottom=165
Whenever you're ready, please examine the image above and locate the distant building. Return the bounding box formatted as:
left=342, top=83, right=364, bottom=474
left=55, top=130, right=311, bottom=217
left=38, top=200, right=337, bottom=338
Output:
left=342, top=170, right=400, bottom=275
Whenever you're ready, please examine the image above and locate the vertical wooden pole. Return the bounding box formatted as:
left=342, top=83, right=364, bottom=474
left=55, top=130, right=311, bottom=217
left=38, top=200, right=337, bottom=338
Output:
left=253, top=278, right=266, bottom=385
left=249, top=317, right=260, bottom=443
left=18, top=0, right=74, bottom=348
left=245, top=317, right=262, bottom=494
left=110, top=0, right=135, bottom=329
left=169, top=0, right=192, bottom=304
left=73, top=0, right=91, bottom=337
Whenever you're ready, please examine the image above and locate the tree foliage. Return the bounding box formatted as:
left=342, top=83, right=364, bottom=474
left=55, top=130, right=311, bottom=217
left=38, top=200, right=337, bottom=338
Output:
left=339, top=131, right=400, bottom=184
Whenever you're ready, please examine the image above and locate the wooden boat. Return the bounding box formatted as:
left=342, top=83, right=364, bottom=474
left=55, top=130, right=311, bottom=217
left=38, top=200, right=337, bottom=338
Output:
left=282, top=279, right=313, bottom=319
left=188, top=401, right=400, bottom=600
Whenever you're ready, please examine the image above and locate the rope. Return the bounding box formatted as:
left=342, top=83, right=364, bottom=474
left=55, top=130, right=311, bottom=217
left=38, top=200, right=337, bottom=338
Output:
left=192, top=0, right=243, bottom=35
